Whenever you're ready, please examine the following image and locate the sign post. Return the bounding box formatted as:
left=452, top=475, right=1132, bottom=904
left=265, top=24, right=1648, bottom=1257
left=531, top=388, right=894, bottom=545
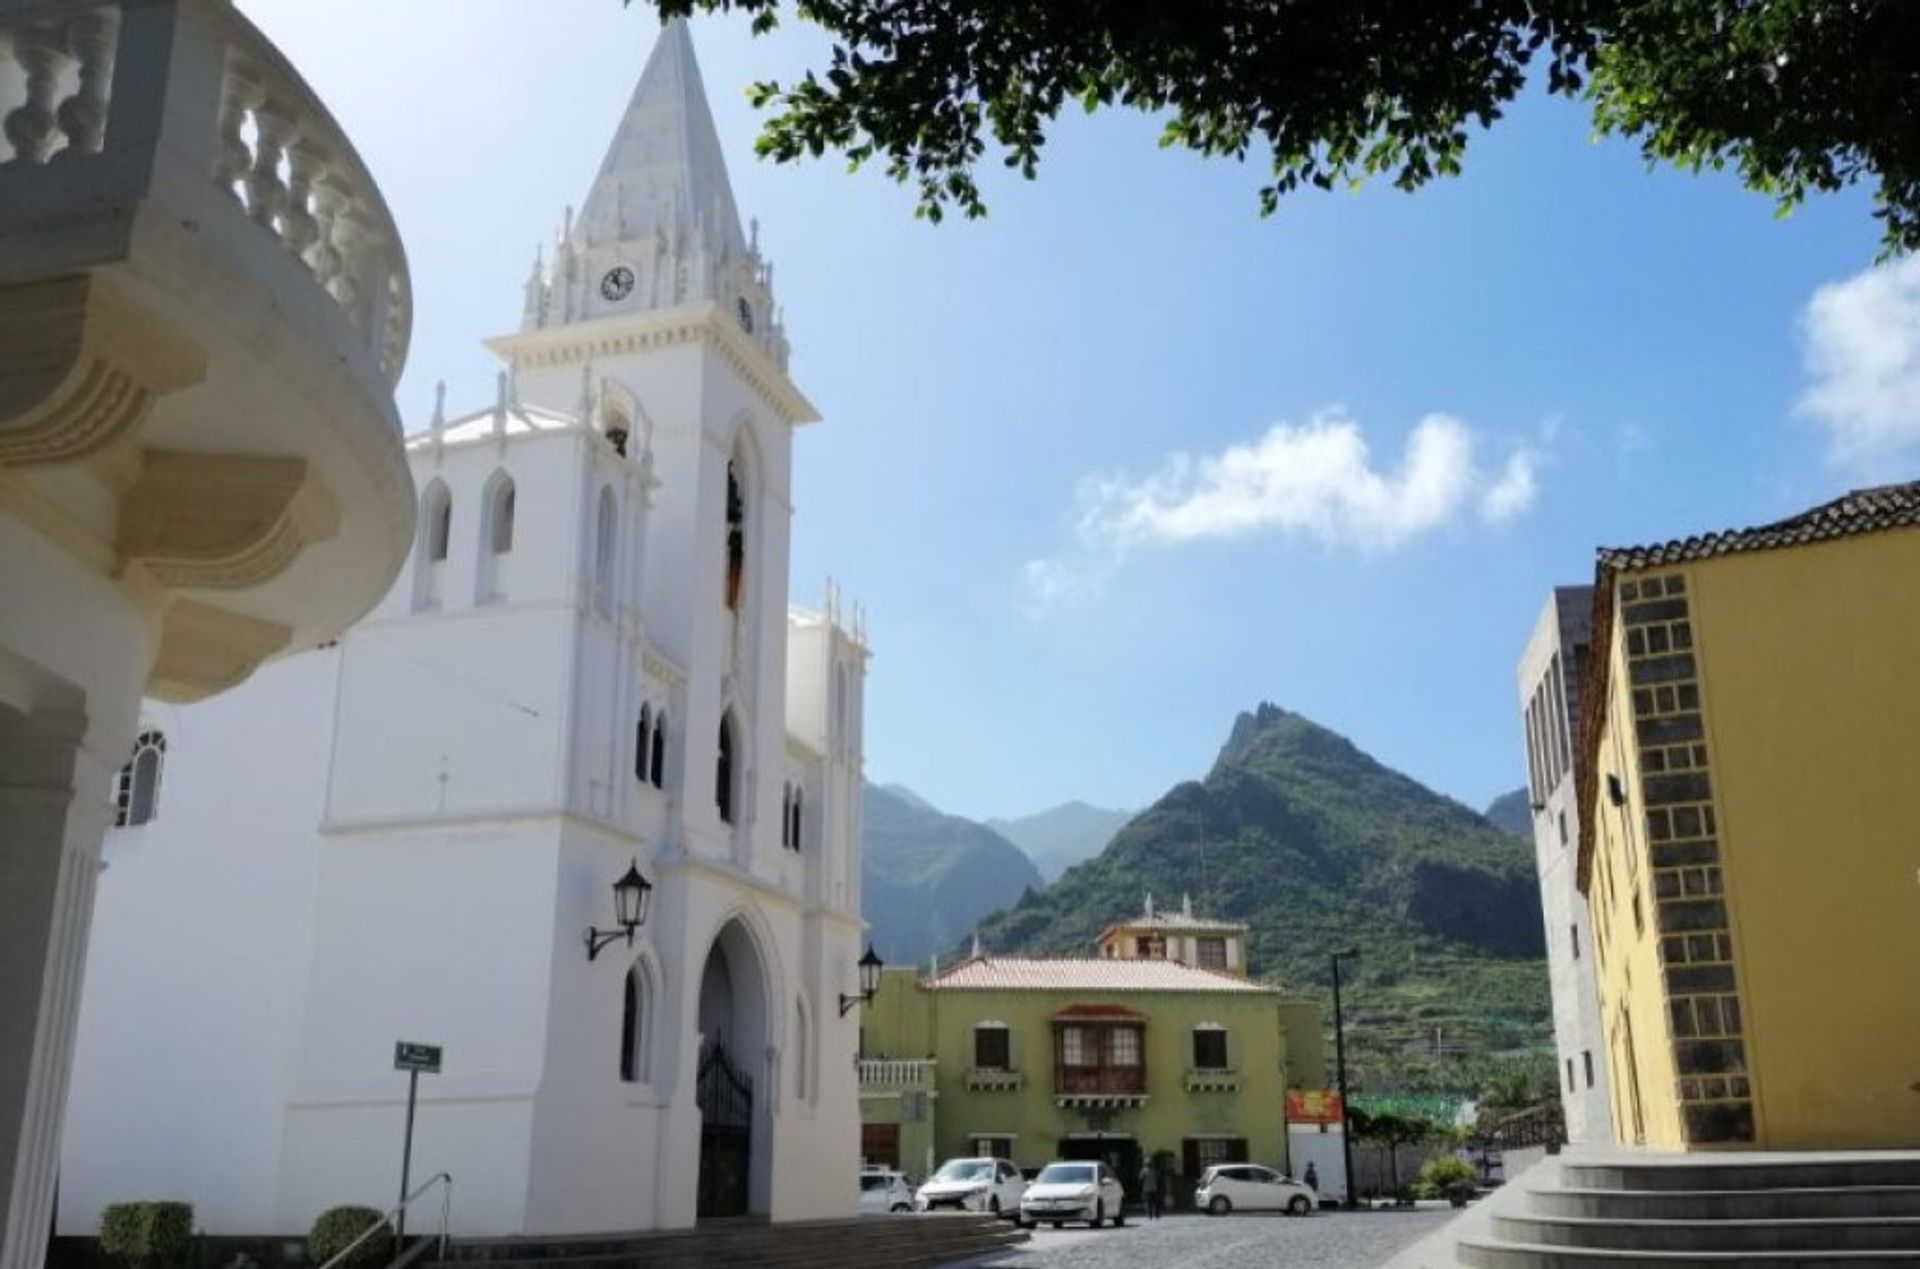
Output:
left=393, top=1042, right=442, bottom=1241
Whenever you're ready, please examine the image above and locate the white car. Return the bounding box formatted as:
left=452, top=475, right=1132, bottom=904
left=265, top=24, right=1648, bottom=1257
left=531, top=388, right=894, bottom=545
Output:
left=1017, top=1160, right=1127, bottom=1229
left=1195, top=1163, right=1319, bottom=1215
left=857, top=1168, right=915, bottom=1215
left=914, top=1157, right=1026, bottom=1217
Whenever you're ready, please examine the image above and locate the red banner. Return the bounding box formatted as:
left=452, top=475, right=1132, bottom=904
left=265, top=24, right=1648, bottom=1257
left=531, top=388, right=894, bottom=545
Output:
left=1285, top=1088, right=1344, bottom=1124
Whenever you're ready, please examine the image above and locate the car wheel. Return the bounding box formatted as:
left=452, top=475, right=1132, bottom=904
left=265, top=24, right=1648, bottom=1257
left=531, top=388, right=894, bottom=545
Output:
left=1209, top=1195, right=1232, bottom=1216
left=1090, top=1200, right=1104, bottom=1229
left=1113, top=1205, right=1126, bottom=1227
left=988, top=1195, right=1001, bottom=1217
left=892, top=1203, right=912, bottom=1214
left=1289, top=1195, right=1310, bottom=1215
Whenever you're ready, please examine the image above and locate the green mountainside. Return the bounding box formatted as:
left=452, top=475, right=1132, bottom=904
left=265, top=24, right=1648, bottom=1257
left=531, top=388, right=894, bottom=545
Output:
left=986, top=801, right=1135, bottom=882
left=1483, top=787, right=1533, bottom=837
left=971, top=704, right=1551, bottom=1089
left=863, top=782, right=1044, bottom=967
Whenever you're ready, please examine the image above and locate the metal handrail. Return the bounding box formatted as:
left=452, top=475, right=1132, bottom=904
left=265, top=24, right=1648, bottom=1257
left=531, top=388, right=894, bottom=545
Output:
left=314, top=1172, right=453, bottom=1269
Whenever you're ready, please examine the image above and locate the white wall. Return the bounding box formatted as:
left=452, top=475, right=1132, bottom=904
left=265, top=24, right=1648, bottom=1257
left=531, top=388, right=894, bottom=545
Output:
left=59, top=650, right=338, bottom=1234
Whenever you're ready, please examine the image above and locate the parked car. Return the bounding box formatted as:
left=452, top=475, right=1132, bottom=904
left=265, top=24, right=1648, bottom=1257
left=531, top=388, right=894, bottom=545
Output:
left=858, top=1167, right=915, bottom=1214
left=915, top=1157, right=1026, bottom=1216
left=1195, top=1163, right=1318, bottom=1215
left=1017, top=1160, right=1127, bottom=1229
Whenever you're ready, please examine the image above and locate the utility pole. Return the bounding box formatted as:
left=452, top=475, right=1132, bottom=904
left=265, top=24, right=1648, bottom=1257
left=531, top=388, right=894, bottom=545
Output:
left=1331, top=949, right=1359, bottom=1209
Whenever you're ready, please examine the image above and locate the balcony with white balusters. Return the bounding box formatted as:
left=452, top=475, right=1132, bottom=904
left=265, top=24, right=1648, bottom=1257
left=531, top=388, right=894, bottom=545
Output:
left=0, top=0, right=415, bottom=700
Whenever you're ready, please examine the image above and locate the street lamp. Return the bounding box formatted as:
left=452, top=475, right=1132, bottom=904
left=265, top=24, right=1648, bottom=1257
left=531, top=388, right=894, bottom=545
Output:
left=839, top=943, right=884, bottom=1016
left=585, top=860, right=652, bottom=960
left=1331, top=948, right=1359, bottom=1209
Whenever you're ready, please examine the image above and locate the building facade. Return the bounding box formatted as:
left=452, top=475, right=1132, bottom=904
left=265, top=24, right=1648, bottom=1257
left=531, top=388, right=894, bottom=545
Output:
left=859, top=904, right=1324, bottom=1199
left=1577, top=482, right=1920, bottom=1150
left=1, top=5, right=415, bottom=1266
left=58, top=20, right=872, bottom=1238
left=1516, top=587, right=1614, bottom=1144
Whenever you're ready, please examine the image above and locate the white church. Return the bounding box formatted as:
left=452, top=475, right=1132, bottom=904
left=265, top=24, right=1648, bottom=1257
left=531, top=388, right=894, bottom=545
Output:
left=57, top=20, right=871, bottom=1238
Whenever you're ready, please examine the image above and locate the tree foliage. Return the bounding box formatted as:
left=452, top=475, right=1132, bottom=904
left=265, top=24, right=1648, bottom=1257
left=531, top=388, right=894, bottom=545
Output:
left=633, top=0, right=1920, bottom=252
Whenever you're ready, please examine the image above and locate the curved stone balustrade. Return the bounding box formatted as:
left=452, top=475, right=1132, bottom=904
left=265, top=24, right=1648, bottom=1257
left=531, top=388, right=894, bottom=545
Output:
left=0, top=0, right=416, bottom=704
left=0, top=0, right=412, bottom=384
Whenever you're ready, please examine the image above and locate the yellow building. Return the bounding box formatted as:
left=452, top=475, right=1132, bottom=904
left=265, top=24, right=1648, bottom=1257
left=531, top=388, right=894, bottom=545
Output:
left=1577, top=481, right=1920, bottom=1150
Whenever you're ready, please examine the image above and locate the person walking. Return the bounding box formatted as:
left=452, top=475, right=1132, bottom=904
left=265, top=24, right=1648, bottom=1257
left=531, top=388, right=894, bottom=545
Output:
left=1304, top=1161, right=1320, bottom=1196
left=1139, top=1156, right=1163, bottom=1220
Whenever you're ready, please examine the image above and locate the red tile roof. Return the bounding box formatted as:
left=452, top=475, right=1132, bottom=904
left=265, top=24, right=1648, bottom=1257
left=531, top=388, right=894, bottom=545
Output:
left=1596, top=480, right=1920, bottom=570
left=924, top=956, right=1275, bottom=994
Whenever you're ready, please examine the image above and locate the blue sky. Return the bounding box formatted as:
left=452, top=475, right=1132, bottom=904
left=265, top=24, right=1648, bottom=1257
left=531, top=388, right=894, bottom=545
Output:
left=244, top=1, right=1918, bottom=822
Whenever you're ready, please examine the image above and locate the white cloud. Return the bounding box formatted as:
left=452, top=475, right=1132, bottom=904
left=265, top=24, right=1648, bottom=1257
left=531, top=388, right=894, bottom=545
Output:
left=1023, top=410, right=1539, bottom=611
left=1797, top=253, right=1920, bottom=468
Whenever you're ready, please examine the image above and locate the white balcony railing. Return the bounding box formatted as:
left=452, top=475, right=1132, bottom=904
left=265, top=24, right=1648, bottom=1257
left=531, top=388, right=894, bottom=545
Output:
left=858, top=1059, right=935, bottom=1089
left=1, top=0, right=412, bottom=385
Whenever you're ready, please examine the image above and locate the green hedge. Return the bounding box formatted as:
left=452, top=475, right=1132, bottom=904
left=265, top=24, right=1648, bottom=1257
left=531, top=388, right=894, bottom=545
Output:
left=99, top=1202, right=193, bottom=1269
left=308, top=1206, right=392, bottom=1269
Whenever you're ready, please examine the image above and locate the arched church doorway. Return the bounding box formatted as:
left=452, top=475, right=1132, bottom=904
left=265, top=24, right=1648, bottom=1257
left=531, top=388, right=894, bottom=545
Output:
left=695, top=918, right=771, bottom=1219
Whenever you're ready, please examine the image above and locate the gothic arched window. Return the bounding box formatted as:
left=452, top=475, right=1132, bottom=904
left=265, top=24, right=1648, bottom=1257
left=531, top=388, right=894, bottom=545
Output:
left=650, top=713, right=667, bottom=788
left=780, top=782, right=792, bottom=847
left=621, top=963, right=651, bottom=1083
left=416, top=480, right=452, bottom=611
left=790, top=787, right=804, bottom=853
left=716, top=711, right=737, bottom=825
left=113, top=730, right=167, bottom=828
left=636, top=705, right=652, bottom=783
left=794, top=997, right=810, bottom=1100
left=594, top=486, right=616, bottom=618
left=725, top=459, right=745, bottom=612
left=479, top=472, right=515, bottom=602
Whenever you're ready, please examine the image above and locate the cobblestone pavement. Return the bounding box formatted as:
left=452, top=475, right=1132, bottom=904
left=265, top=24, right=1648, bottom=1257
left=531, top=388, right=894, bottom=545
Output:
left=957, top=1209, right=1456, bottom=1269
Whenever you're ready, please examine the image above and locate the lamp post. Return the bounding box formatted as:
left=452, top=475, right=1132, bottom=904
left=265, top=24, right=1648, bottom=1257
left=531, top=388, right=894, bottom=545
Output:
left=585, top=860, right=652, bottom=960
left=839, top=943, right=884, bottom=1017
left=1331, top=948, right=1359, bottom=1209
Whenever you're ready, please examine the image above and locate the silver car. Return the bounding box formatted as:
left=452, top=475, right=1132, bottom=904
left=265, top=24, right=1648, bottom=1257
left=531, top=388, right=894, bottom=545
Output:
left=1017, top=1160, right=1127, bottom=1229
left=1195, top=1163, right=1318, bottom=1215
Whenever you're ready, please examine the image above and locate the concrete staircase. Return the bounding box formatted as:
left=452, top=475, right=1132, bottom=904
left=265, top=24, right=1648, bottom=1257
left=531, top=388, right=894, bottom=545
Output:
left=1390, top=1150, right=1920, bottom=1268
left=426, top=1213, right=1028, bottom=1269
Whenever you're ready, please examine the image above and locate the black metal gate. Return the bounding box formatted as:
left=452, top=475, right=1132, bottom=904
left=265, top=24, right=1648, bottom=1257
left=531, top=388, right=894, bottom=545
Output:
left=697, top=1041, right=753, bottom=1219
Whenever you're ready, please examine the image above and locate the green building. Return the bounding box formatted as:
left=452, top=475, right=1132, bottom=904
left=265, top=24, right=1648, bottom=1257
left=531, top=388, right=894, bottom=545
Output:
left=858, top=900, right=1324, bottom=1201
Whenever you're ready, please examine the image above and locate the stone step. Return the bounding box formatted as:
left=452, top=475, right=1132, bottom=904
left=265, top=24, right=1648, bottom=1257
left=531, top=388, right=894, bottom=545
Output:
left=1563, top=1158, right=1920, bottom=1194
left=1532, top=1186, right=1920, bottom=1222
left=1459, top=1240, right=1920, bottom=1269
left=1493, top=1214, right=1920, bottom=1254
left=430, top=1215, right=1026, bottom=1269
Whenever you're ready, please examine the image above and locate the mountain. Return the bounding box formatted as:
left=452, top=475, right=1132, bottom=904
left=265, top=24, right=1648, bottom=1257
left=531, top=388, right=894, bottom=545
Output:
left=971, top=703, right=1549, bottom=1085
left=986, top=801, right=1134, bottom=882
left=1484, top=787, right=1533, bottom=837
left=862, top=782, right=1045, bottom=967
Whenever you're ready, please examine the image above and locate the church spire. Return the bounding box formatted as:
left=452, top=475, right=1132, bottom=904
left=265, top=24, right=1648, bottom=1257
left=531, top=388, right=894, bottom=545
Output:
left=574, top=19, right=746, bottom=260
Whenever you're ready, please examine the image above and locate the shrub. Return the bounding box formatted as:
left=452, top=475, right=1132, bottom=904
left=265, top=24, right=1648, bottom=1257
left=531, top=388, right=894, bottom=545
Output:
left=308, top=1206, right=393, bottom=1269
left=1415, top=1155, right=1480, bottom=1206
left=99, top=1202, right=194, bottom=1269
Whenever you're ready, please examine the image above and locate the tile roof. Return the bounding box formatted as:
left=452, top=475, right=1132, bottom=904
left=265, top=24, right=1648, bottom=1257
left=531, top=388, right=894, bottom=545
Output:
left=924, top=956, right=1275, bottom=995
left=1100, top=912, right=1247, bottom=934
left=1596, top=480, right=1920, bottom=571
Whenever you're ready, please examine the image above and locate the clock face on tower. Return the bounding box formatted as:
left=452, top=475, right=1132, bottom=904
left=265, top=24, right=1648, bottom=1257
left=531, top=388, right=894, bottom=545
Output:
left=599, top=265, right=635, bottom=302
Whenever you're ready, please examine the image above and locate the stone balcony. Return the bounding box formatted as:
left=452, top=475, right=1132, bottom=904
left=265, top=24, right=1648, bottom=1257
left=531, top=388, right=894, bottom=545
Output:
left=0, top=0, right=414, bottom=699
left=857, top=1058, right=937, bottom=1092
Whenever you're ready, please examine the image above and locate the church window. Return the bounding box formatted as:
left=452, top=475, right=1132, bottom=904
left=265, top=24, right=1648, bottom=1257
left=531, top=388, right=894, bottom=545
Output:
left=621, top=963, right=651, bottom=1083
left=650, top=713, right=667, bottom=787
left=426, top=483, right=451, bottom=563
left=113, top=730, right=167, bottom=828
left=780, top=782, right=792, bottom=847
left=725, top=459, right=745, bottom=612
left=716, top=711, right=737, bottom=825
left=594, top=486, right=616, bottom=618
left=489, top=476, right=516, bottom=554
left=790, top=787, right=803, bottom=853
left=794, top=998, right=810, bottom=1099
left=636, top=706, right=652, bottom=783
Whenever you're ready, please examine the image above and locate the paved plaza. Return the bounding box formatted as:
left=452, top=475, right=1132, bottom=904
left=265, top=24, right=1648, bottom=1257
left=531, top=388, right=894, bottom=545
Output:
left=958, top=1208, right=1456, bottom=1269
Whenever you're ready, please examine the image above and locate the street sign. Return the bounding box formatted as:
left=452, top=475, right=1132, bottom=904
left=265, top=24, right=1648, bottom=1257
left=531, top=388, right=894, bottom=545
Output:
left=394, top=1041, right=442, bottom=1074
